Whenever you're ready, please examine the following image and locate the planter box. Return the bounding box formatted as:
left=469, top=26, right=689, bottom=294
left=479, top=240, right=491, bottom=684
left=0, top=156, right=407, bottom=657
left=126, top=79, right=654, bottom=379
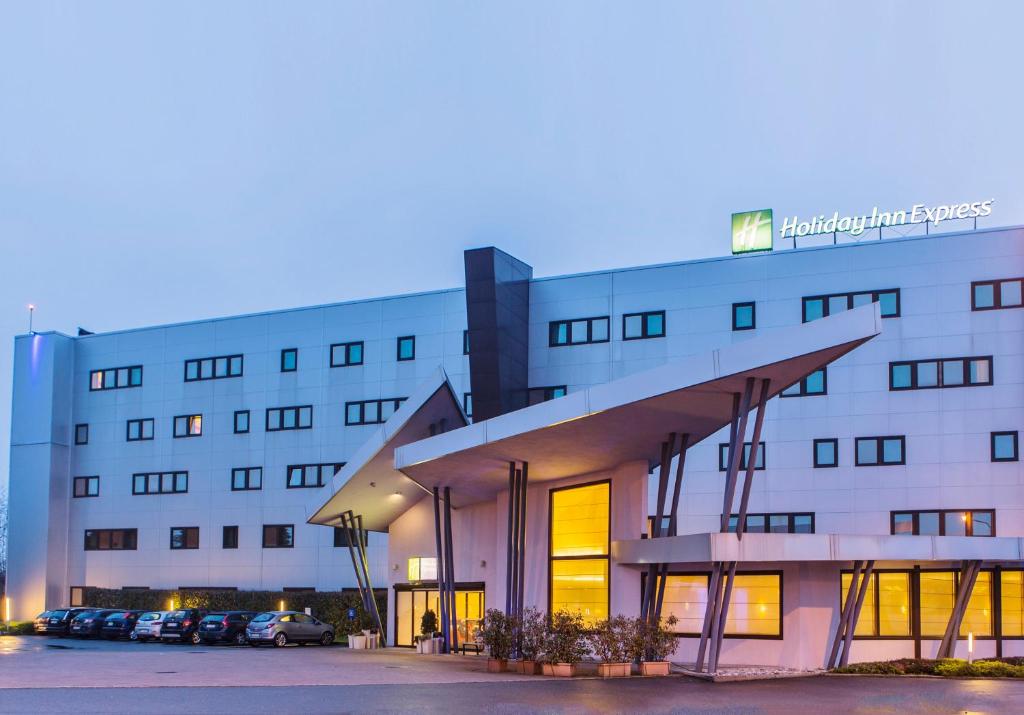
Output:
left=417, top=638, right=435, bottom=654
left=543, top=663, right=576, bottom=677
left=487, top=658, right=508, bottom=673
left=641, top=661, right=671, bottom=676
left=518, top=660, right=542, bottom=675
left=348, top=635, right=367, bottom=649
left=598, top=663, right=631, bottom=678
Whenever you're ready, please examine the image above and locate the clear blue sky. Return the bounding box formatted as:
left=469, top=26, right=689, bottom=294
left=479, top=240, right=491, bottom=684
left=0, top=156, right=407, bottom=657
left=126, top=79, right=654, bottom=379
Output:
left=1, top=1, right=1022, bottom=498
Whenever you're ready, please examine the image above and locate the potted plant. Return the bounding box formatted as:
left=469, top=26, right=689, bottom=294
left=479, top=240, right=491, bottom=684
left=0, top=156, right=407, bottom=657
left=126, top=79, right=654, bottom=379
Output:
left=348, top=617, right=368, bottom=649
left=589, top=615, right=632, bottom=677
left=517, top=607, right=545, bottom=674
left=478, top=609, right=513, bottom=672
left=541, top=610, right=587, bottom=677
left=416, top=610, right=439, bottom=654
left=631, top=615, right=678, bottom=676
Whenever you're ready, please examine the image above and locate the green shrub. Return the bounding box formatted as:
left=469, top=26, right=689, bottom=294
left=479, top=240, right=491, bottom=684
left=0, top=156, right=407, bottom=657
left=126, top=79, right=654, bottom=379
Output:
left=935, top=659, right=1024, bottom=678
left=835, top=658, right=1024, bottom=678
left=542, top=610, right=588, bottom=665
left=478, top=609, right=514, bottom=660
left=4, top=621, right=36, bottom=635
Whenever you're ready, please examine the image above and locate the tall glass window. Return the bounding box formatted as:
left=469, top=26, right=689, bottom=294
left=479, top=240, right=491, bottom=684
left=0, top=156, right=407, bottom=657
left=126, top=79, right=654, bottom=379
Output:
left=549, top=481, right=610, bottom=626
left=1002, top=571, right=1024, bottom=637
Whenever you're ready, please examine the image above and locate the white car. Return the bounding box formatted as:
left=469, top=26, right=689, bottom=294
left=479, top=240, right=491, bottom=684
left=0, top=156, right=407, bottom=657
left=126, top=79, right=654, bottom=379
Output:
left=132, top=611, right=169, bottom=642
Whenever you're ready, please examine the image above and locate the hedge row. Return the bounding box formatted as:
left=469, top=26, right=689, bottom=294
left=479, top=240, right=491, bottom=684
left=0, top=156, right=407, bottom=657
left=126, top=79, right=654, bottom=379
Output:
left=82, top=587, right=387, bottom=636
left=835, top=657, right=1024, bottom=678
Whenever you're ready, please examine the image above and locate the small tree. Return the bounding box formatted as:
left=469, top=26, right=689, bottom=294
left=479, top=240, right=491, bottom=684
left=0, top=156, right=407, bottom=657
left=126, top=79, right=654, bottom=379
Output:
left=419, top=609, right=438, bottom=640
left=478, top=608, right=514, bottom=660
left=519, top=607, right=546, bottom=662
left=631, top=615, right=679, bottom=662
left=543, top=610, right=588, bottom=665
left=588, top=615, right=632, bottom=663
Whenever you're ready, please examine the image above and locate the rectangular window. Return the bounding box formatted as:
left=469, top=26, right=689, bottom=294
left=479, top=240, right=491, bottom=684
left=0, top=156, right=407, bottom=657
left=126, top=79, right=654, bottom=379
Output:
left=397, top=336, right=415, bottom=361
left=280, top=348, right=298, bottom=372
left=231, top=467, right=262, bottom=491
left=780, top=368, right=827, bottom=397
left=840, top=571, right=912, bottom=637
left=330, top=341, right=364, bottom=367
left=222, top=526, right=239, bottom=549
left=262, top=524, right=294, bottom=548
left=73, top=476, right=100, bottom=498
left=74, top=423, right=89, bottom=445
left=184, top=354, right=243, bottom=381
left=173, top=414, right=202, bottom=438
left=333, top=527, right=368, bottom=548
left=234, top=410, right=250, bottom=434
left=718, top=442, right=765, bottom=471
left=463, top=393, right=473, bottom=418
left=622, top=310, right=666, bottom=340
left=286, top=463, right=344, bottom=489
left=802, top=289, right=900, bottom=322
left=889, top=357, right=993, bottom=390
left=890, top=509, right=995, bottom=536
left=549, top=316, right=611, bottom=346
left=126, top=418, right=155, bottom=441
left=992, top=431, right=1019, bottom=462
left=550, top=481, right=610, bottom=627
left=463, top=330, right=470, bottom=355
left=724, top=573, right=782, bottom=636
left=84, top=528, right=137, bottom=551
left=89, top=365, right=143, bottom=391
left=726, top=513, right=814, bottom=534
left=732, top=302, right=756, bottom=331
left=265, top=405, right=313, bottom=431
left=972, top=278, right=1023, bottom=311
left=1002, top=571, right=1024, bottom=637
left=813, top=438, right=838, bottom=468
left=919, top=570, right=993, bottom=637
left=855, top=436, right=905, bottom=466
left=344, top=398, right=406, bottom=425
left=527, top=386, right=567, bottom=406
left=132, top=471, right=188, bottom=495
left=170, top=527, right=199, bottom=550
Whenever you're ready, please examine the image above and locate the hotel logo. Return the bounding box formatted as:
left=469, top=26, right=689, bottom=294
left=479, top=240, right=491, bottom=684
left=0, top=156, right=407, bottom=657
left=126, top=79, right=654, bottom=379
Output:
left=731, top=209, right=774, bottom=254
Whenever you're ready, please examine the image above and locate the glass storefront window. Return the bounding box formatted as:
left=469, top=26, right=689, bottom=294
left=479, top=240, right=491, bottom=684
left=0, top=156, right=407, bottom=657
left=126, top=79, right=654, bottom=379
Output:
left=549, top=482, right=610, bottom=626
left=724, top=574, right=781, bottom=636
left=1002, top=571, right=1024, bottom=637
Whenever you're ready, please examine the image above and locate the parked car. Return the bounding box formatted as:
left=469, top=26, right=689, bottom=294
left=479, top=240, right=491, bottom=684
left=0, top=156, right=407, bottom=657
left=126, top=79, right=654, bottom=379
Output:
left=69, top=609, right=121, bottom=638
left=101, top=610, right=144, bottom=639
left=160, top=608, right=207, bottom=644
left=131, top=611, right=169, bottom=642
left=39, top=608, right=94, bottom=635
left=246, top=611, right=335, bottom=647
left=197, top=611, right=257, bottom=645
left=32, top=611, right=52, bottom=634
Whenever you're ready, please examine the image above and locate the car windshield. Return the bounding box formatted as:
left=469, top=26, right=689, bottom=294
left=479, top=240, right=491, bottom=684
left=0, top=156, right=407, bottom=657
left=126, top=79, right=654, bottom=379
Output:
left=37, top=611, right=51, bottom=619
left=139, top=612, right=161, bottom=621
left=107, top=613, right=126, bottom=621
left=201, top=615, right=224, bottom=623
left=50, top=610, right=68, bottom=618
left=169, top=610, right=190, bottom=619
left=251, top=613, right=276, bottom=623
left=73, top=612, right=95, bottom=620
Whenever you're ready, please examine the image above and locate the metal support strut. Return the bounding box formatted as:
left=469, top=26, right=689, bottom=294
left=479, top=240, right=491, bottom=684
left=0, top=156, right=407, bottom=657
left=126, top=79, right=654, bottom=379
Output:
left=504, top=461, right=529, bottom=657
left=937, top=560, right=982, bottom=659
left=339, top=510, right=385, bottom=645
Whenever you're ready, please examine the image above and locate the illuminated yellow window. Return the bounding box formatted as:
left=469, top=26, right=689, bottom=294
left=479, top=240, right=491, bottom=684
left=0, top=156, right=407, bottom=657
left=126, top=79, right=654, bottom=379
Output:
left=1002, top=571, right=1024, bottom=637
left=841, top=572, right=876, bottom=637
left=724, top=574, right=781, bottom=636
left=407, top=557, right=438, bottom=582
left=919, top=571, right=955, bottom=637
left=841, top=572, right=911, bottom=637
left=660, top=575, right=708, bottom=633
left=549, top=482, right=610, bottom=626
left=961, top=571, right=992, bottom=637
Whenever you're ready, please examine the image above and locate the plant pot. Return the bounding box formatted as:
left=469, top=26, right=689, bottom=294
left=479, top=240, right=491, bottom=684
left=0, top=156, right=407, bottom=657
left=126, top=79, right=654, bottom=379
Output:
left=432, top=636, right=444, bottom=653
left=598, top=663, right=631, bottom=678
left=640, top=660, right=670, bottom=676
left=544, top=663, right=576, bottom=677
left=487, top=658, right=507, bottom=673
left=418, top=637, right=434, bottom=654
left=348, top=634, right=367, bottom=649
left=366, top=633, right=379, bottom=649
left=518, top=659, right=541, bottom=675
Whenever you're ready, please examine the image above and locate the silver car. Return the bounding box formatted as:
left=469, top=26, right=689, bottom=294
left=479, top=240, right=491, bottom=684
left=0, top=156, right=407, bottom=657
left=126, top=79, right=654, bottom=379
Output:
left=131, top=611, right=169, bottom=642
left=245, top=611, right=335, bottom=647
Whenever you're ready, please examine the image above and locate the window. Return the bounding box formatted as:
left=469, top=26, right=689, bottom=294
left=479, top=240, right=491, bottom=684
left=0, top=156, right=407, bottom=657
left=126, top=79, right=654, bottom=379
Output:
left=126, top=418, right=154, bottom=441
left=891, top=509, right=995, bottom=536
left=286, top=463, right=344, bottom=489
left=780, top=368, right=827, bottom=397
left=463, top=330, right=470, bottom=355
left=802, top=289, right=900, bottom=322
left=74, top=424, right=89, bottom=445
left=173, top=414, right=202, bottom=438
left=726, top=513, right=814, bottom=534
left=889, top=357, right=993, bottom=390
left=132, top=471, right=188, bottom=495
left=549, top=481, right=609, bottom=627
left=840, top=571, right=911, bottom=637
left=233, top=410, right=250, bottom=434
left=406, top=556, right=438, bottom=580
left=1002, top=571, right=1024, bottom=637
left=266, top=405, right=313, bottom=431
left=222, top=526, right=239, bottom=549
left=397, top=336, right=415, bottom=361
left=170, top=527, right=199, bottom=550
left=463, top=393, right=473, bottom=418
left=89, top=365, right=143, bottom=391
left=732, top=302, right=756, bottom=331
left=184, top=354, right=243, bottom=381
left=527, top=386, right=567, bottom=406
left=718, top=442, right=765, bottom=471
left=657, top=572, right=782, bottom=637
left=813, top=438, right=838, bottom=468
left=992, top=431, right=1019, bottom=462
left=972, top=278, right=1023, bottom=311
left=623, top=310, right=665, bottom=340
left=280, top=348, right=298, bottom=372
left=549, top=316, right=611, bottom=346
left=330, top=341, right=364, bottom=367
left=334, top=527, right=368, bottom=548
left=345, top=398, right=406, bottom=426
left=84, top=528, right=137, bottom=551
left=73, top=476, right=99, bottom=498
left=263, top=524, right=294, bottom=548
left=231, top=467, right=262, bottom=491
left=855, top=436, right=905, bottom=466
left=920, top=570, right=993, bottom=637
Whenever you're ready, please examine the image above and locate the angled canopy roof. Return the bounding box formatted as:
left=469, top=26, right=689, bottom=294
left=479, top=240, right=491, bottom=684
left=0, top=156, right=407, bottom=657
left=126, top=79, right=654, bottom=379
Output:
left=394, top=304, right=882, bottom=508
left=307, top=366, right=468, bottom=532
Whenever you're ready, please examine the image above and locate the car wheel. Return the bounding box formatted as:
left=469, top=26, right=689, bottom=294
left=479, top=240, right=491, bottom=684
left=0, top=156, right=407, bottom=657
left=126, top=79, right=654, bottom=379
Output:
left=320, top=632, right=334, bottom=647
left=273, top=632, right=287, bottom=648
left=190, top=632, right=201, bottom=645
left=234, top=631, right=247, bottom=646
left=129, top=632, right=138, bottom=641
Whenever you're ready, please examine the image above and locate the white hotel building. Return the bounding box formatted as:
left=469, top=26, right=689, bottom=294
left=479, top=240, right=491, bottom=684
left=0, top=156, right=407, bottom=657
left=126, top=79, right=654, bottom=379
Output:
left=7, top=224, right=1022, bottom=669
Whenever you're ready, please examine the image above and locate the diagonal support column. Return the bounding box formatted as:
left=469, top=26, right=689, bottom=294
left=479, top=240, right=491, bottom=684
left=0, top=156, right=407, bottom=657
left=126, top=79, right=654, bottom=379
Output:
left=695, top=563, right=723, bottom=672
left=641, top=436, right=675, bottom=623
left=432, top=487, right=449, bottom=653
left=444, top=486, right=458, bottom=653
left=839, top=560, right=875, bottom=667
left=735, top=379, right=771, bottom=540
left=938, top=560, right=982, bottom=658
left=654, top=434, right=690, bottom=625
left=340, top=511, right=385, bottom=643
left=827, top=560, right=864, bottom=669
left=721, top=379, right=755, bottom=532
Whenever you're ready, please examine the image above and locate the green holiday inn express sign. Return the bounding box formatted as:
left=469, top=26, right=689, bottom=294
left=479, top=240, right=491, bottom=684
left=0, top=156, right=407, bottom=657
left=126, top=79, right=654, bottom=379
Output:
left=731, top=209, right=774, bottom=254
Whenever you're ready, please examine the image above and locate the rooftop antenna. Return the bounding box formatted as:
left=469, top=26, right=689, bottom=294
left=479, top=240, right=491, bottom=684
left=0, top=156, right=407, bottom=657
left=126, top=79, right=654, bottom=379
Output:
left=27, top=304, right=35, bottom=334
